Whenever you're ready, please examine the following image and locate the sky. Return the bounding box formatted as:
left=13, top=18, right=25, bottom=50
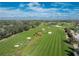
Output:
left=0, top=2, right=79, bottom=20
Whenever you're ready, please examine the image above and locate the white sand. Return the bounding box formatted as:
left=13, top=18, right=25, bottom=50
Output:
left=48, top=32, right=52, bottom=34
left=27, top=37, right=31, bottom=40
left=56, top=25, right=62, bottom=27
left=14, top=45, right=20, bottom=47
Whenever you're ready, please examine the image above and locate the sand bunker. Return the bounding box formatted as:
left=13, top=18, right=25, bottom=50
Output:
left=56, top=25, right=62, bottom=27
left=14, top=45, right=20, bottom=48
left=48, top=32, right=52, bottom=34
left=27, top=37, right=31, bottom=40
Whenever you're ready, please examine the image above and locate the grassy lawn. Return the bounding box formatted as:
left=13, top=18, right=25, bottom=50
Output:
left=0, top=23, right=70, bottom=56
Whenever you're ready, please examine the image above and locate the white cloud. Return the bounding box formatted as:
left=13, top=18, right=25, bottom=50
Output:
left=0, top=2, right=79, bottom=20
left=51, top=2, right=73, bottom=7
left=24, top=2, right=59, bottom=12
left=0, top=8, right=59, bottom=20
left=27, top=6, right=58, bottom=12
left=27, top=2, right=40, bottom=7
left=0, top=8, right=50, bottom=18
left=0, top=9, right=26, bottom=17
left=0, top=7, right=79, bottom=20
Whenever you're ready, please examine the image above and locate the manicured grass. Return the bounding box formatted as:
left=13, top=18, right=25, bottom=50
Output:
left=0, top=25, right=42, bottom=55
left=0, top=24, right=70, bottom=56
left=21, top=26, right=69, bottom=56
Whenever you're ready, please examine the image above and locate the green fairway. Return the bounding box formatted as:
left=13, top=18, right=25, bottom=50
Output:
left=0, top=24, right=70, bottom=56
left=21, top=26, right=68, bottom=56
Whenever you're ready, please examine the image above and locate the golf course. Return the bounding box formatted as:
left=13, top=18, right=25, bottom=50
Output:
left=1, top=2, right=79, bottom=56
left=0, top=22, right=72, bottom=56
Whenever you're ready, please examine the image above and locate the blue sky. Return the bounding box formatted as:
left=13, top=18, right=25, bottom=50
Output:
left=0, top=2, right=79, bottom=20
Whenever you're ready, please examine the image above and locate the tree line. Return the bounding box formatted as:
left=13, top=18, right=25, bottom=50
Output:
left=0, top=20, right=41, bottom=40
